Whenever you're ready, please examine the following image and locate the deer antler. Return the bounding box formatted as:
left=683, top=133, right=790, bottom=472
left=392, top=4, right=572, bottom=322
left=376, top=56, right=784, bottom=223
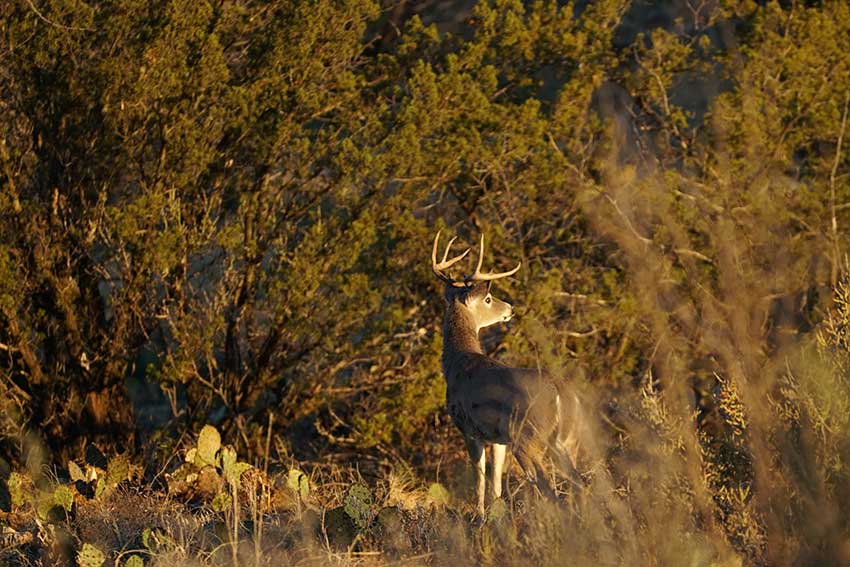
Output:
left=432, top=231, right=521, bottom=285
left=466, top=233, right=521, bottom=282
left=432, top=231, right=471, bottom=285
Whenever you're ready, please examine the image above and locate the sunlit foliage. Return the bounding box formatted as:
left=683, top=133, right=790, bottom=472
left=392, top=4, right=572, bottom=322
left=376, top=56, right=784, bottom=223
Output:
left=1, top=0, right=849, bottom=564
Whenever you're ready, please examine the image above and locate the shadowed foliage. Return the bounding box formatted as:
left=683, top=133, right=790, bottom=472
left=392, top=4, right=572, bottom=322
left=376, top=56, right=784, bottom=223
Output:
left=1, top=0, right=849, bottom=565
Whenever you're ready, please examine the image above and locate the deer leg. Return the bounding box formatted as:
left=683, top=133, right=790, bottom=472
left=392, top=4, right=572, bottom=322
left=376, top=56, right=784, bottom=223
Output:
left=554, top=426, right=585, bottom=490
left=554, top=394, right=585, bottom=489
left=491, top=443, right=507, bottom=500
left=465, top=437, right=486, bottom=516
left=513, top=447, right=556, bottom=501
left=532, top=459, right=557, bottom=501
left=553, top=444, right=581, bottom=485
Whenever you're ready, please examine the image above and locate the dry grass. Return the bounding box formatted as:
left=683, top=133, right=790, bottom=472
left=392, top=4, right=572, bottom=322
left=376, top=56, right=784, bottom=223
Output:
left=3, top=339, right=849, bottom=567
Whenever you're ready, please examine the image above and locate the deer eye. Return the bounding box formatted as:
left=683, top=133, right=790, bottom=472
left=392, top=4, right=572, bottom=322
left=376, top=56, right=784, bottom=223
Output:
left=485, top=296, right=492, bottom=304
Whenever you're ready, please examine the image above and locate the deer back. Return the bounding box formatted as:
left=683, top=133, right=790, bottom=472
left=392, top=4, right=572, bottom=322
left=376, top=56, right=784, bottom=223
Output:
left=447, top=356, right=560, bottom=445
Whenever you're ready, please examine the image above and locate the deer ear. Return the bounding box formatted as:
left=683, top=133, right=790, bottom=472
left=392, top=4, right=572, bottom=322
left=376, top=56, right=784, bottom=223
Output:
left=453, top=284, right=476, bottom=306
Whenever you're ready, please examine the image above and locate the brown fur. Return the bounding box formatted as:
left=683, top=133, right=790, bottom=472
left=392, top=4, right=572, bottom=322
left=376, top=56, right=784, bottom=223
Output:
left=440, top=281, right=582, bottom=513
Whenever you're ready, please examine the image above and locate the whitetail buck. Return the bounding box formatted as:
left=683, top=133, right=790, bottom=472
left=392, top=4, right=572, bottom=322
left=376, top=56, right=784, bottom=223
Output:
left=432, top=231, right=584, bottom=515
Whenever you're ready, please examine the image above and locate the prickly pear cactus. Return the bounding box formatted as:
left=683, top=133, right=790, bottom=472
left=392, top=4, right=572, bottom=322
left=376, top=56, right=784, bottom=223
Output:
left=53, top=485, right=74, bottom=512
left=286, top=468, right=310, bottom=502
left=7, top=472, right=30, bottom=508
left=344, top=483, right=373, bottom=529
left=196, top=425, right=221, bottom=466
left=427, top=482, right=450, bottom=507
left=35, top=490, right=57, bottom=521
left=123, top=556, right=144, bottom=567
left=68, top=460, right=85, bottom=483
left=220, top=446, right=251, bottom=485
left=211, top=491, right=232, bottom=513
left=106, top=453, right=131, bottom=487
left=94, top=477, right=107, bottom=499
left=77, top=543, right=105, bottom=567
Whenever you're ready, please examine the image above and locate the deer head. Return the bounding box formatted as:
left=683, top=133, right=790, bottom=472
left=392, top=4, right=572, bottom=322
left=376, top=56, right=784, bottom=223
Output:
left=431, top=231, right=521, bottom=331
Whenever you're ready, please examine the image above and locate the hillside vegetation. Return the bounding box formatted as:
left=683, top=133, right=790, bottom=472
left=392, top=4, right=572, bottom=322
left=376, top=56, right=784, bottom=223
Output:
left=1, top=0, right=849, bottom=565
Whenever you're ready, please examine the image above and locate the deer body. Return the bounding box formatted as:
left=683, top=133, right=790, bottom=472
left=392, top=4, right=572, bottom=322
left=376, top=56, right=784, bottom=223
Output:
left=432, top=232, right=582, bottom=515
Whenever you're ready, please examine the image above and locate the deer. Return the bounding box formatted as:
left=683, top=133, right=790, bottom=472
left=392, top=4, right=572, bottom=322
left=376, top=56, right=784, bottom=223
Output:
left=431, top=231, right=585, bottom=516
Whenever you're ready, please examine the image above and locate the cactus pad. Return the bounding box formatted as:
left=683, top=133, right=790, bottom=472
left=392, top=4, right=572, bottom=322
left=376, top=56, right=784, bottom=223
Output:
left=344, top=483, right=372, bottom=529
left=77, top=543, right=106, bottom=567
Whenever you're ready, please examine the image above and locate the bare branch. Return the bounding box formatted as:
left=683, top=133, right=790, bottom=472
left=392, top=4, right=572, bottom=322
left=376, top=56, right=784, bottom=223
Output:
left=24, top=0, right=94, bottom=32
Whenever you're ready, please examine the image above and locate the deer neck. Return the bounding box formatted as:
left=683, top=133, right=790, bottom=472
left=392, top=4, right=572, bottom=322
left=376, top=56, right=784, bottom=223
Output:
left=442, top=303, right=483, bottom=379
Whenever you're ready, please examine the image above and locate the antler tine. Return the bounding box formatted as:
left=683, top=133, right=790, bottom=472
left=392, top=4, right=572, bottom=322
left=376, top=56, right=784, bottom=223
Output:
left=441, top=236, right=459, bottom=264
left=474, top=233, right=485, bottom=277
left=467, top=232, right=522, bottom=282
left=431, top=232, right=443, bottom=278
left=431, top=231, right=471, bottom=283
